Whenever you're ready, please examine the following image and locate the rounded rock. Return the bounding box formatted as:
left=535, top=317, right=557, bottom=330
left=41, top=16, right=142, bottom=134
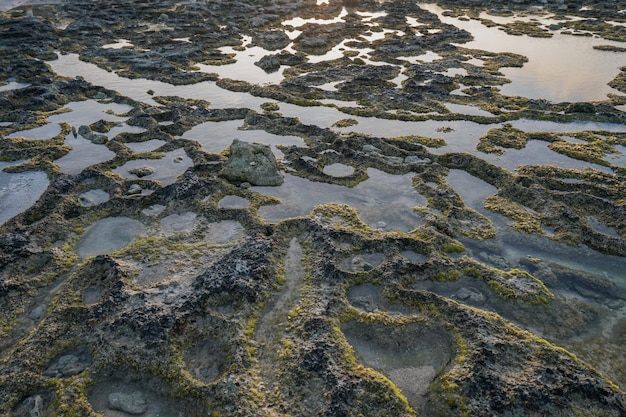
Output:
left=107, top=391, right=148, bottom=415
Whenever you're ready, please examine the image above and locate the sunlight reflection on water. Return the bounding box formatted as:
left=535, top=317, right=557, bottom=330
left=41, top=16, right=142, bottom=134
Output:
left=0, top=162, right=48, bottom=226
left=253, top=169, right=427, bottom=231
left=421, top=3, right=626, bottom=102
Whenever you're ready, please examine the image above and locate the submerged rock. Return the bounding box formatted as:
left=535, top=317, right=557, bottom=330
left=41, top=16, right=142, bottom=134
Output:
left=14, top=395, right=45, bottom=417
left=77, top=125, right=107, bottom=144
left=107, top=391, right=148, bottom=415
left=219, top=139, right=284, bottom=186
left=453, top=286, right=486, bottom=305
left=44, top=353, right=90, bottom=378
left=128, top=165, right=156, bottom=178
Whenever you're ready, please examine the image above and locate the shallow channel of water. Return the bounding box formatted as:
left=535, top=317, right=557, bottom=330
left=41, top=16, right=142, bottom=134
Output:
left=47, top=54, right=269, bottom=110
left=181, top=119, right=305, bottom=157
left=253, top=168, right=427, bottom=231
left=46, top=55, right=626, bottom=176
left=196, top=36, right=287, bottom=85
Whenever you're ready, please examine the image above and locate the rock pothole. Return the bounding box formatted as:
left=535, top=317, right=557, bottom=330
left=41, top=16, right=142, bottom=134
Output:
left=342, top=321, right=455, bottom=413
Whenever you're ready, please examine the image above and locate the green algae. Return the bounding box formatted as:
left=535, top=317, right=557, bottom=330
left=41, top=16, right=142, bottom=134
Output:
left=477, top=123, right=528, bottom=154
left=260, top=101, right=280, bottom=113
left=562, top=19, right=626, bottom=42
left=389, top=135, right=447, bottom=149
left=609, top=66, right=626, bottom=93
left=594, top=45, right=626, bottom=52
left=484, top=195, right=543, bottom=234
left=548, top=136, right=617, bottom=167
left=332, top=118, right=359, bottom=128
left=491, top=20, right=553, bottom=38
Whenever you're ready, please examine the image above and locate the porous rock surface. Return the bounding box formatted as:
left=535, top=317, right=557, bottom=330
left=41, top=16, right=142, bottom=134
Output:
left=0, top=0, right=625, bottom=416
left=220, top=139, right=284, bottom=186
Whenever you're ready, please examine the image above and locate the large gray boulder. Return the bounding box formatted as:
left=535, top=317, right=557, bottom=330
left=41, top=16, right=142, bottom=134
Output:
left=220, top=139, right=284, bottom=186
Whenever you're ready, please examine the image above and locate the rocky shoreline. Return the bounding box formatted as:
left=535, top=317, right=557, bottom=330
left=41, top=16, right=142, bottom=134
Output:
left=1, top=0, right=625, bottom=416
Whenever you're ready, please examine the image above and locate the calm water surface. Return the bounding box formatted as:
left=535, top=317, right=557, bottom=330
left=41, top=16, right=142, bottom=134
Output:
left=1, top=0, right=624, bottom=400
left=421, top=3, right=626, bottom=102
